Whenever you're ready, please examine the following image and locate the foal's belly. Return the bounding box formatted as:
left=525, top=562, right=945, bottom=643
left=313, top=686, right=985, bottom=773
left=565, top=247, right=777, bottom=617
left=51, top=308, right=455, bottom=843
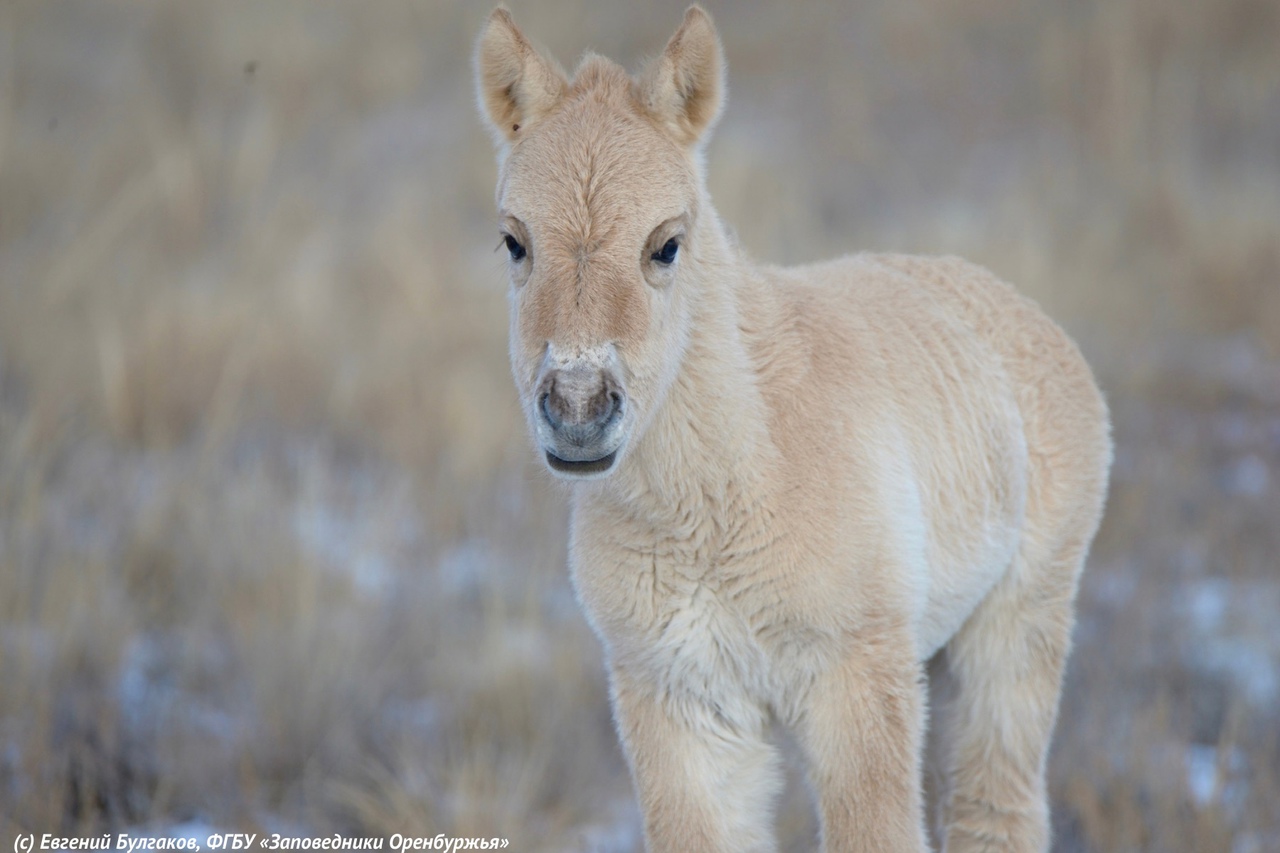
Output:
left=915, top=544, right=1016, bottom=659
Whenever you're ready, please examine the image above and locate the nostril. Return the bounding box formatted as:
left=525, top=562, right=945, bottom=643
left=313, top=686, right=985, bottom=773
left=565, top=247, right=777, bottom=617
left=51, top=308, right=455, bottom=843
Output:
left=608, top=391, right=623, bottom=420
left=540, top=391, right=557, bottom=427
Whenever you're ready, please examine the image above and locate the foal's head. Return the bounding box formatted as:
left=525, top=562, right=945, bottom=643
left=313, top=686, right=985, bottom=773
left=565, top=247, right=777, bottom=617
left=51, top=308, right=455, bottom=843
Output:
left=476, top=6, right=724, bottom=479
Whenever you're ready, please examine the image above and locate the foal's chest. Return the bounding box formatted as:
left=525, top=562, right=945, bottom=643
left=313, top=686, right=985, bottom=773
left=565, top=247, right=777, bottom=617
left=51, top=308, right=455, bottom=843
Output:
left=569, top=501, right=811, bottom=712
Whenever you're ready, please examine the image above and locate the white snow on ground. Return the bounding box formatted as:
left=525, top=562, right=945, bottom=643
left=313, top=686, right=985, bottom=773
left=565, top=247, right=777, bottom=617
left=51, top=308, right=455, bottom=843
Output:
left=569, top=798, right=642, bottom=853
left=1220, top=452, right=1270, bottom=497
left=116, top=633, right=241, bottom=747
left=436, top=538, right=500, bottom=596
left=292, top=502, right=393, bottom=596
left=1184, top=743, right=1219, bottom=806
left=1182, top=744, right=1248, bottom=809
left=1177, top=578, right=1280, bottom=708
left=381, top=696, right=445, bottom=744
left=286, top=448, right=431, bottom=599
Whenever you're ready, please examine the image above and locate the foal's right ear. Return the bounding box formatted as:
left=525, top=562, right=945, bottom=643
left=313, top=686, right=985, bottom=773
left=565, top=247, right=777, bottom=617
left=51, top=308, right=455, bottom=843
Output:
left=475, top=8, right=568, bottom=147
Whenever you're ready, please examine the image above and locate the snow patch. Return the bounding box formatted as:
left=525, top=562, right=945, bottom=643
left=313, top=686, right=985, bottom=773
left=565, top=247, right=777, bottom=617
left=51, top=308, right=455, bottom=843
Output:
left=1176, top=579, right=1280, bottom=708
left=1220, top=453, right=1270, bottom=497
left=293, top=503, right=392, bottom=596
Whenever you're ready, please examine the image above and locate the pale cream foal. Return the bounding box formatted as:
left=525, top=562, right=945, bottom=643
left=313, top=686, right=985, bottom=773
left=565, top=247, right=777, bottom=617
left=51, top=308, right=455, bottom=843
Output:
left=475, top=7, right=1111, bottom=852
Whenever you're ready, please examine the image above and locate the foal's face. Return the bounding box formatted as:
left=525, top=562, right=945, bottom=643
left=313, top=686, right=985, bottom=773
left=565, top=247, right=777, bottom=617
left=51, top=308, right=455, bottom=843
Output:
left=477, top=7, right=724, bottom=480
left=498, top=80, right=699, bottom=479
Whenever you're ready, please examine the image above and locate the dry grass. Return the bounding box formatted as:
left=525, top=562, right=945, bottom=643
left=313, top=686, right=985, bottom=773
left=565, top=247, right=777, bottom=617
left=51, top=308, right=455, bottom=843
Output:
left=1, top=1, right=1277, bottom=849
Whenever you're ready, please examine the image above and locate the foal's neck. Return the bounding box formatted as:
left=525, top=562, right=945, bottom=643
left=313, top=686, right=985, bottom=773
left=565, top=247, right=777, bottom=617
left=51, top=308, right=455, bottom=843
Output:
left=603, top=208, right=778, bottom=524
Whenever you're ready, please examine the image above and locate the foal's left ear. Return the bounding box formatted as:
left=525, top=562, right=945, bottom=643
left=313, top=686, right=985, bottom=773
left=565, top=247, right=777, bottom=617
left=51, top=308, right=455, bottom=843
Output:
left=636, top=6, right=725, bottom=147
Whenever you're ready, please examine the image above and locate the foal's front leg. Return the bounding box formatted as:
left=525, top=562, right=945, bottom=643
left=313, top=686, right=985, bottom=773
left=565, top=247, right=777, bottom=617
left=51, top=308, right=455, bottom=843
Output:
left=609, top=666, right=782, bottom=853
left=795, top=636, right=929, bottom=853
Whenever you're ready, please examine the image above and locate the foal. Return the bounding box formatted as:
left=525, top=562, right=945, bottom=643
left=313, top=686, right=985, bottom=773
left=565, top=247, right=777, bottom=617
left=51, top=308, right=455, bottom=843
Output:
left=475, top=7, right=1111, bottom=852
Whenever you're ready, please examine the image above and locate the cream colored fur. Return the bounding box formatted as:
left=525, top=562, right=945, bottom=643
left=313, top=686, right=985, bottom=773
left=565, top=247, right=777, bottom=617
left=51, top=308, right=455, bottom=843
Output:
left=475, top=7, right=1111, bottom=852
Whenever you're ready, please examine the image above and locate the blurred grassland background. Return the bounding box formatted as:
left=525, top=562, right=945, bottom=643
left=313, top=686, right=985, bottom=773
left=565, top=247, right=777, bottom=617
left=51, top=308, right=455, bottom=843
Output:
left=1, top=0, right=1278, bottom=850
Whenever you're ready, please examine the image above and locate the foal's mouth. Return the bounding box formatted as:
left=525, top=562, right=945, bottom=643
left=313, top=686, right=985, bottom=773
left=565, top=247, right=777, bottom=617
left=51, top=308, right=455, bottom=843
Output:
left=545, top=450, right=617, bottom=476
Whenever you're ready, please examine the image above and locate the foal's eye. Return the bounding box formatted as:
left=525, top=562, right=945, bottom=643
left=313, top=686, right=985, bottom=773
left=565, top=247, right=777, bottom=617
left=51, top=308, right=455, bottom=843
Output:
left=504, top=234, right=527, bottom=262
left=651, top=238, right=679, bottom=265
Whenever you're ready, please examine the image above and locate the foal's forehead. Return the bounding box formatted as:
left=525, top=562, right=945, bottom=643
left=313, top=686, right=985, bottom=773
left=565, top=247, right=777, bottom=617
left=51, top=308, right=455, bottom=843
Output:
left=500, top=62, right=695, bottom=240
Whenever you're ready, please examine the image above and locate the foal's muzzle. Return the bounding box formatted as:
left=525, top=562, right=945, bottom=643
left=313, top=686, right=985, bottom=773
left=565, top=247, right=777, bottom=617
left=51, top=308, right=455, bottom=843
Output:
left=535, top=363, right=626, bottom=477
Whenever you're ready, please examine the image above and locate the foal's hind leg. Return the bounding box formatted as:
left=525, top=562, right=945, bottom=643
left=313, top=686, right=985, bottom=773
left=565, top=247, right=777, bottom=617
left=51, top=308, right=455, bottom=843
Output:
left=939, top=534, right=1092, bottom=853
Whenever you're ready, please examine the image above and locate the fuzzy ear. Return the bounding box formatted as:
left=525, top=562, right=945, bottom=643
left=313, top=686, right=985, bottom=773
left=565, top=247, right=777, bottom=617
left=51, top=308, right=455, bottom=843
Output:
left=636, top=6, right=725, bottom=147
left=475, top=8, right=568, bottom=145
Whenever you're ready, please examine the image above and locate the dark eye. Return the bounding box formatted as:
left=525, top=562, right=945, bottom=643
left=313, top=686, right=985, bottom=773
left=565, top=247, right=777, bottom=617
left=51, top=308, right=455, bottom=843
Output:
left=504, top=234, right=527, bottom=262
left=651, top=238, right=679, bottom=265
